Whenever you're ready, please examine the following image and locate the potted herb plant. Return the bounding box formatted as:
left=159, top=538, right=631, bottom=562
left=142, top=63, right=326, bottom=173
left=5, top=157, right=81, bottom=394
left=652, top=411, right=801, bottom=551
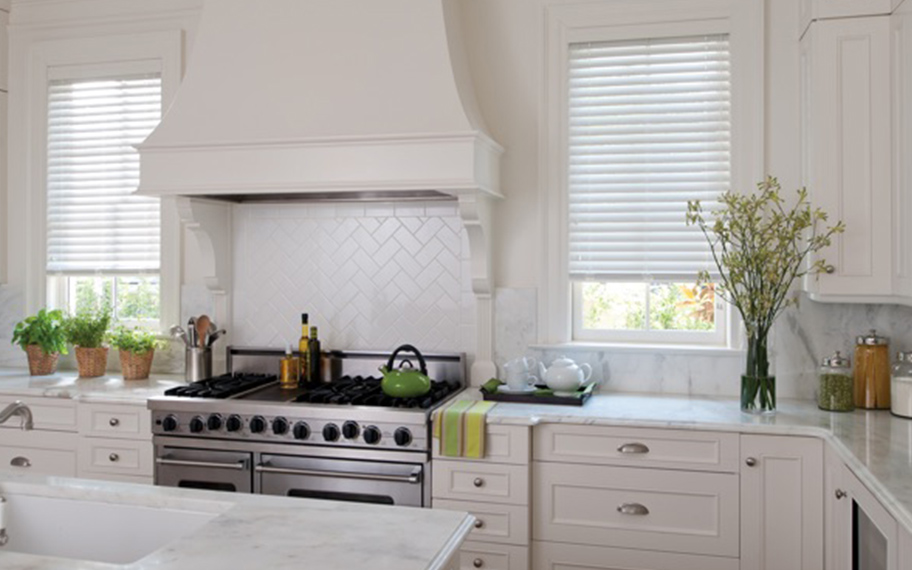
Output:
left=64, top=307, right=112, bottom=378
left=110, top=326, right=164, bottom=381
left=11, top=309, right=68, bottom=376
left=686, top=177, right=845, bottom=414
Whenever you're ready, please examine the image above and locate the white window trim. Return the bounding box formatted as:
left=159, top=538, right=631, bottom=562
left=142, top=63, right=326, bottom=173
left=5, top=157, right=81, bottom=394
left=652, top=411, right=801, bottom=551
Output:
left=539, top=0, right=764, bottom=350
left=7, top=31, right=183, bottom=333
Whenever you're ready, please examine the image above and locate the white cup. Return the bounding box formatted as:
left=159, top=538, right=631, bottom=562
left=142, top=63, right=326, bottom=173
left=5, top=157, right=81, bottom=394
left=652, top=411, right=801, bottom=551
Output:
left=503, top=356, right=537, bottom=391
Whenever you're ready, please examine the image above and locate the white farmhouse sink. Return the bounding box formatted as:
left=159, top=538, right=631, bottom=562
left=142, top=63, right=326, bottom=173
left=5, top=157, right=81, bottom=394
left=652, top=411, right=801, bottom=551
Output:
left=1, top=493, right=219, bottom=564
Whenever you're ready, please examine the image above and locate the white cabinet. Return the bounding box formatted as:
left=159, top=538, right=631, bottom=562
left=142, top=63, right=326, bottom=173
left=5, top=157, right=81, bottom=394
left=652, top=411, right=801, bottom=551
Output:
left=893, top=0, right=912, bottom=297
left=801, top=0, right=901, bottom=35
left=0, top=429, right=78, bottom=477
left=800, top=16, right=894, bottom=301
left=900, top=526, right=912, bottom=569
left=532, top=541, right=739, bottom=570
left=740, top=435, right=824, bottom=570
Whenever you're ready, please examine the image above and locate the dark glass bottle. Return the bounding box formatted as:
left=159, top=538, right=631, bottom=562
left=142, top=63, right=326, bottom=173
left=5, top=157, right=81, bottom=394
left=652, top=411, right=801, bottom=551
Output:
left=308, top=326, right=322, bottom=383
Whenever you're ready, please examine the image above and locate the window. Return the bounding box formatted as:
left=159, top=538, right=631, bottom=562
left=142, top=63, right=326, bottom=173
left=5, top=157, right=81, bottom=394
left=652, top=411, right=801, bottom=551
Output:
left=46, top=73, right=163, bottom=325
left=568, top=34, right=730, bottom=344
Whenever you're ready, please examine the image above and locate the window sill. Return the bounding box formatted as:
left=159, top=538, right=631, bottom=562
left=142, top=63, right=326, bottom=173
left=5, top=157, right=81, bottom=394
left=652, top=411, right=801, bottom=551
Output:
left=528, top=342, right=745, bottom=357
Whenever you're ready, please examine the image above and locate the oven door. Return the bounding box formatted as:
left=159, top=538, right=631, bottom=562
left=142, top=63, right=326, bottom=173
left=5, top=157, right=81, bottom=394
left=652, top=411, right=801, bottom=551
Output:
left=155, top=447, right=253, bottom=493
left=257, top=454, right=425, bottom=507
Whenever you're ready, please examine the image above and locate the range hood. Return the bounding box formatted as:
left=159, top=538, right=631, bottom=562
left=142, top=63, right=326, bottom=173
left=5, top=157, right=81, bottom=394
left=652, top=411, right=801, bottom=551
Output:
left=136, top=0, right=502, bottom=201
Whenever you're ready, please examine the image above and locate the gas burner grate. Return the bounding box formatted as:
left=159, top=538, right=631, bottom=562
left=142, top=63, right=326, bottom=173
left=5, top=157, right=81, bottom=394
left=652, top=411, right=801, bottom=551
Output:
left=294, top=376, right=458, bottom=409
left=165, top=373, right=277, bottom=399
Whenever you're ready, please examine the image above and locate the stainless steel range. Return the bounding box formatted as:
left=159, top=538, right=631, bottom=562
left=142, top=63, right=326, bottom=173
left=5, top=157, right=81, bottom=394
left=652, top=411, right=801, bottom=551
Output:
left=148, top=347, right=465, bottom=507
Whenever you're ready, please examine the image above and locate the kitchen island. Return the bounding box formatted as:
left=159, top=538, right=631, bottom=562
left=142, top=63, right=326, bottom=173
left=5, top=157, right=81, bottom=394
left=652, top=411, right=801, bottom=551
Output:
left=0, top=470, right=472, bottom=569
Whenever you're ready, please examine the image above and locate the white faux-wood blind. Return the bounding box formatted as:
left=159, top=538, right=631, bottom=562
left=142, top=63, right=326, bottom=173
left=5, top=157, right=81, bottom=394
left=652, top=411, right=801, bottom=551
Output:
left=46, top=74, right=162, bottom=274
left=568, top=34, right=730, bottom=281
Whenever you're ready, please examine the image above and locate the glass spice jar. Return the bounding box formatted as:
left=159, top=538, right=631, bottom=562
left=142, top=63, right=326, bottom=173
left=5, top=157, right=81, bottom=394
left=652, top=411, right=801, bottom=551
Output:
left=891, top=352, right=912, bottom=419
left=818, top=351, right=853, bottom=412
left=854, top=330, right=891, bottom=410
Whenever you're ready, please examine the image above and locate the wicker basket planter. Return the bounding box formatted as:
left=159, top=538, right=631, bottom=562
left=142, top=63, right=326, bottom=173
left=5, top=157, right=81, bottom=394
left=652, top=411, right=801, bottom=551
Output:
left=75, top=346, right=108, bottom=378
left=120, top=349, right=154, bottom=381
left=25, top=345, right=60, bottom=376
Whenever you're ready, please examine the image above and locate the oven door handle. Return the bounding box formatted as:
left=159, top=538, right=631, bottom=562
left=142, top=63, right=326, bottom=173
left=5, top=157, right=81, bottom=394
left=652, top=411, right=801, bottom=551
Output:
left=156, top=457, right=249, bottom=471
left=255, top=463, right=422, bottom=484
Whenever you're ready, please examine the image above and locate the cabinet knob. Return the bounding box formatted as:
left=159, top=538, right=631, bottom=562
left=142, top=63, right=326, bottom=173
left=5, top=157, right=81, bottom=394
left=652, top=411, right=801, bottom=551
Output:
left=109, top=418, right=120, bottom=427
left=824, top=265, right=836, bottom=274
left=474, top=519, right=484, bottom=529
left=473, top=558, right=484, bottom=568
left=745, top=457, right=758, bottom=467
left=617, top=503, right=650, bottom=516
left=10, top=456, right=31, bottom=468
left=109, top=453, right=120, bottom=462
left=473, top=477, right=485, bottom=488
left=835, top=489, right=847, bottom=500
left=617, top=442, right=650, bottom=454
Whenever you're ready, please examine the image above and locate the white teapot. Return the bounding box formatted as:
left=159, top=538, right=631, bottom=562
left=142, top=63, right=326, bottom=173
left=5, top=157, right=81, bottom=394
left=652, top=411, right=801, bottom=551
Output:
left=538, top=356, right=593, bottom=395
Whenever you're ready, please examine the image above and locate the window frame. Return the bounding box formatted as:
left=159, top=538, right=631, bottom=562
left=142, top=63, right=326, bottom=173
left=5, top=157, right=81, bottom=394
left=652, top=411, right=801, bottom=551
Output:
left=539, top=0, right=764, bottom=349
left=9, top=31, right=183, bottom=333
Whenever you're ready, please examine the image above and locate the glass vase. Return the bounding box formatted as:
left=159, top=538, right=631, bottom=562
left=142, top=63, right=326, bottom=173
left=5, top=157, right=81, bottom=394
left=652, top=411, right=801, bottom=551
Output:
left=741, top=331, right=776, bottom=414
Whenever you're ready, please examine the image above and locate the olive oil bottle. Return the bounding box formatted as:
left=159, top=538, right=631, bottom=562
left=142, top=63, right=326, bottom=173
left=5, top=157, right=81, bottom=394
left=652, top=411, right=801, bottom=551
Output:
left=298, top=314, right=310, bottom=383
left=308, top=326, right=322, bottom=383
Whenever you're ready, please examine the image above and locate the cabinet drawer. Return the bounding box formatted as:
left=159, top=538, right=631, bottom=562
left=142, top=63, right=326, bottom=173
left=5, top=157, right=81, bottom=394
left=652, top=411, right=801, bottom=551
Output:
left=433, top=460, right=529, bottom=505
left=78, top=403, right=151, bottom=440
left=533, top=463, right=739, bottom=557
left=434, top=499, right=529, bottom=546
left=534, top=424, right=739, bottom=472
left=78, top=438, right=153, bottom=477
left=0, top=445, right=76, bottom=477
left=434, top=425, right=529, bottom=465
left=0, top=395, right=77, bottom=432
left=458, top=541, right=528, bottom=570
left=532, top=541, right=739, bottom=570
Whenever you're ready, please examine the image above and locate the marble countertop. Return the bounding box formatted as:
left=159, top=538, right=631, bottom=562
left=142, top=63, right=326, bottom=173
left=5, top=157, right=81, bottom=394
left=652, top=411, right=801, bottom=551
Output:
left=0, top=369, right=185, bottom=405
left=472, top=393, right=912, bottom=534
left=0, top=471, right=472, bottom=570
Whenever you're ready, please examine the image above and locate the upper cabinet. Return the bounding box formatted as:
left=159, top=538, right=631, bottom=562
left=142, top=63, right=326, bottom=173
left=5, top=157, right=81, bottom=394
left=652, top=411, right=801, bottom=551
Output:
left=801, top=0, right=903, bottom=36
left=800, top=7, right=912, bottom=305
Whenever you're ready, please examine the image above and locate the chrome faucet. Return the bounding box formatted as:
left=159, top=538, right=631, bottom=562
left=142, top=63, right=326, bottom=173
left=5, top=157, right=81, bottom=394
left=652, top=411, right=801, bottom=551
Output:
left=0, top=401, right=33, bottom=430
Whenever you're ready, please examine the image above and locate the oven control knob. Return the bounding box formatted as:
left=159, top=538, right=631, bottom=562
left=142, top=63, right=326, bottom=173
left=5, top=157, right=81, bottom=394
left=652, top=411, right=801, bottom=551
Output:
left=226, top=414, right=243, bottom=432
left=207, top=414, right=223, bottom=431
left=272, top=417, right=289, bottom=435
left=162, top=415, right=179, bottom=432
left=293, top=422, right=311, bottom=440
left=363, top=426, right=382, bottom=445
left=323, top=423, right=340, bottom=442
left=342, top=421, right=360, bottom=440
left=189, top=416, right=205, bottom=433
left=394, top=427, right=412, bottom=447
left=249, top=416, right=267, bottom=433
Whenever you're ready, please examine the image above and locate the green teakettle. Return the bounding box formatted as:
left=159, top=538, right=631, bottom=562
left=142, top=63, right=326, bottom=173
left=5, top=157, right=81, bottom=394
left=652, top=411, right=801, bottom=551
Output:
left=380, top=344, right=432, bottom=398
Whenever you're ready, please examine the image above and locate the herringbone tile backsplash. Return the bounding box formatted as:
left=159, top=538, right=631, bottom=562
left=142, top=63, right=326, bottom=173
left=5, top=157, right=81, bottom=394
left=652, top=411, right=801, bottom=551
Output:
left=233, top=202, right=475, bottom=355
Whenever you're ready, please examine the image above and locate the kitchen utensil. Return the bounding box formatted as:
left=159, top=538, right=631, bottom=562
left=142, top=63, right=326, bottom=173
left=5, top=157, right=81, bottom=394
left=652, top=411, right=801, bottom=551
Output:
left=196, top=315, right=211, bottom=348
left=185, top=346, right=212, bottom=382
left=207, top=329, right=226, bottom=346
left=170, top=325, right=189, bottom=347
left=538, top=356, right=594, bottom=395
left=380, top=344, right=432, bottom=398
left=187, top=317, right=198, bottom=348
left=854, top=330, right=890, bottom=409
left=498, top=384, right=537, bottom=394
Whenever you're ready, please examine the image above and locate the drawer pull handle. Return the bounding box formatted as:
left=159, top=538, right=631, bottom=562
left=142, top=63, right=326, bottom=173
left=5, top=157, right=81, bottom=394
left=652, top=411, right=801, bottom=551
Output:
left=473, top=519, right=484, bottom=529
left=473, top=477, right=485, bottom=488
left=473, top=558, right=484, bottom=568
left=109, top=418, right=120, bottom=427
left=617, top=503, right=649, bottom=516
left=835, top=489, right=847, bottom=500
left=617, top=443, right=649, bottom=454
left=825, top=265, right=836, bottom=274
left=745, top=457, right=758, bottom=467
left=109, top=453, right=120, bottom=462
left=10, top=456, right=31, bottom=468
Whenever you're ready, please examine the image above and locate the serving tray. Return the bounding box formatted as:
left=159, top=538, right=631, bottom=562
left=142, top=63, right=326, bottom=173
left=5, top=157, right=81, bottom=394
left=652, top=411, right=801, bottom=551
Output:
left=480, top=381, right=594, bottom=406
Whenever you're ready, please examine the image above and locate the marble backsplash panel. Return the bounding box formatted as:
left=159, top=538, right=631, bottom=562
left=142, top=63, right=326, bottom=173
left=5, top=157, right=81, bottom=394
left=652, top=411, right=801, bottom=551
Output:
left=493, top=288, right=912, bottom=400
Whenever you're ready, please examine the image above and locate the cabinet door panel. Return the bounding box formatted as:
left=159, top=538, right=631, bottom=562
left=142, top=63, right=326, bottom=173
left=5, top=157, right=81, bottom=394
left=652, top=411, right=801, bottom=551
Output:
left=532, top=541, right=738, bottom=570
left=740, top=435, right=824, bottom=570
left=802, top=17, right=893, bottom=298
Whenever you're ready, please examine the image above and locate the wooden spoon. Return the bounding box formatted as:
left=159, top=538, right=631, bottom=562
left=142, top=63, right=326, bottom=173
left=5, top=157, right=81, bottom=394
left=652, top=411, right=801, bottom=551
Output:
left=196, top=315, right=211, bottom=348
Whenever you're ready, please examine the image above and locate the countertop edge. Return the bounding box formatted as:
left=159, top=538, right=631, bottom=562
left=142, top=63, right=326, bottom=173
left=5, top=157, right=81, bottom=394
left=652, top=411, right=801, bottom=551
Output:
left=425, top=515, right=475, bottom=570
